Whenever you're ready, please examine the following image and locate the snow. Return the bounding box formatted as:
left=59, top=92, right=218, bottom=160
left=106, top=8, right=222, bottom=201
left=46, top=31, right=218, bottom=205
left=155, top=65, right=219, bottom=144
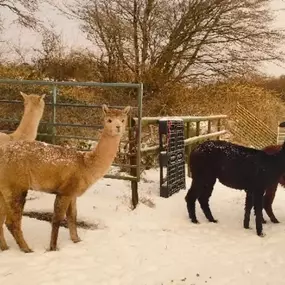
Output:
left=1, top=168, right=285, bottom=285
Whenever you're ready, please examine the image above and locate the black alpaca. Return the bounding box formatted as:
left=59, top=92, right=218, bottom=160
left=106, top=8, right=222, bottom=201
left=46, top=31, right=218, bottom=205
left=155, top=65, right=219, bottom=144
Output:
left=185, top=140, right=285, bottom=237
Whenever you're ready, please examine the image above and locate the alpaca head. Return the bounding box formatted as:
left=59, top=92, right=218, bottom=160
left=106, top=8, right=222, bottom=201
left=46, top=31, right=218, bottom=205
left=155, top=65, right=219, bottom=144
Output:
left=102, top=104, right=131, bottom=137
left=20, top=92, right=46, bottom=114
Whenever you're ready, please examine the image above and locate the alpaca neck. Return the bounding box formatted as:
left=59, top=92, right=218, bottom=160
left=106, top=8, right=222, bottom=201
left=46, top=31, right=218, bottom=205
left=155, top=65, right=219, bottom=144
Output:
left=84, top=131, right=121, bottom=178
left=12, top=106, right=43, bottom=140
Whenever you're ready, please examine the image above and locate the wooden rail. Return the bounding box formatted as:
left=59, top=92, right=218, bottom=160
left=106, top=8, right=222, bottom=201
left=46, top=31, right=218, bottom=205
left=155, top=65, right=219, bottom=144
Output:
left=139, top=115, right=227, bottom=149
left=141, top=130, right=227, bottom=153
left=139, top=115, right=227, bottom=174
left=133, top=115, right=227, bottom=126
left=138, top=114, right=227, bottom=177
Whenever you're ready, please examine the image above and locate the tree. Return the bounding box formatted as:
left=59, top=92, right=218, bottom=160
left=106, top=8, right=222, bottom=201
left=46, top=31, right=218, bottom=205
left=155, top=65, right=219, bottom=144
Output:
left=32, top=28, right=101, bottom=81
left=56, top=0, right=285, bottom=89
left=0, top=0, right=39, bottom=30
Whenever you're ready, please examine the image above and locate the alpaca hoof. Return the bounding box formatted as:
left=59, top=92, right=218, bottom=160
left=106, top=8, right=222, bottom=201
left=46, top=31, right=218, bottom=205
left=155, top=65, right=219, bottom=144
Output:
left=48, top=246, right=59, bottom=252
left=72, top=237, right=82, bottom=243
left=262, top=219, right=267, bottom=224
left=243, top=222, right=251, bottom=229
left=22, top=247, right=33, bottom=253
left=258, top=232, right=266, bottom=237
left=210, top=219, right=218, bottom=223
left=48, top=244, right=59, bottom=252
left=271, top=219, right=280, bottom=224
left=0, top=245, right=9, bottom=251
left=243, top=222, right=250, bottom=229
left=191, top=219, right=200, bottom=224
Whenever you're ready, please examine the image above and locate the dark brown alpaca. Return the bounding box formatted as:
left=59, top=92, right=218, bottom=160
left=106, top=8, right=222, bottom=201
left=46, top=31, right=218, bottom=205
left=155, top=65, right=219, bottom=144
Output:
left=262, top=144, right=285, bottom=224
left=185, top=139, right=285, bottom=237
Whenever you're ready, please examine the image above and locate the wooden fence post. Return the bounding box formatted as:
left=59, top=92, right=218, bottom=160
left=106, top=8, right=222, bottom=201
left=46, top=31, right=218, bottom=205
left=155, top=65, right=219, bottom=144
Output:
left=186, top=122, right=192, bottom=177
left=208, top=121, right=211, bottom=134
left=217, top=119, right=221, bottom=140
left=196, top=121, right=200, bottom=136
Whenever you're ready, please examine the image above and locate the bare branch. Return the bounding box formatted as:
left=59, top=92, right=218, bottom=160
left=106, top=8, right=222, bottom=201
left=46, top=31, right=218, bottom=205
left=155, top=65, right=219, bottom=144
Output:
left=51, top=0, right=285, bottom=86
left=0, top=0, right=40, bottom=30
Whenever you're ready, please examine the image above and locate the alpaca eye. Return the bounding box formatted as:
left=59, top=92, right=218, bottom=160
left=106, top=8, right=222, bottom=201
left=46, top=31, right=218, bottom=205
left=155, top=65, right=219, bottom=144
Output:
left=108, top=119, right=112, bottom=123
left=122, top=119, right=125, bottom=123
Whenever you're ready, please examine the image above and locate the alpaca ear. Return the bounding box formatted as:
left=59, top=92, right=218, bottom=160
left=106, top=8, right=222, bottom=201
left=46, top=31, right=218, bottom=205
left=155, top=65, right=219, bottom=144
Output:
left=102, top=104, right=109, bottom=115
left=123, top=106, right=131, bottom=115
left=39, top=94, right=46, bottom=101
left=20, top=91, right=28, bottom=100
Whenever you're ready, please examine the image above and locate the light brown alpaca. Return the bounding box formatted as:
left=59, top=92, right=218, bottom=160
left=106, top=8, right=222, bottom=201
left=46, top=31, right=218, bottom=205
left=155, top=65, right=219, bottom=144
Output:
left=0, top=91, right=45, bottom=252
left=0, top=92, right=45, bottom=144
left=0, top=104, right=130, bottom=253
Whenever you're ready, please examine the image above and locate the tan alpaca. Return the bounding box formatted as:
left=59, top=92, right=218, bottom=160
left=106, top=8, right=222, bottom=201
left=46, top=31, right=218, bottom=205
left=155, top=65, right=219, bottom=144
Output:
left=0, top=91, right=45, bottom=252
left=0, top=92, right=45, bottom=144
left=0, top=105, right=130, bottom=253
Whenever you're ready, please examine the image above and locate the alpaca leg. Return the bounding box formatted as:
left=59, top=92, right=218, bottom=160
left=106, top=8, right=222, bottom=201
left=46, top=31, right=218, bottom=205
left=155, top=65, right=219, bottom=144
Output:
left=19, top=191, right=28, bottom=215
left=253, top=192, right=265, bottom=237
left=50, top=195, right=72, bottom=251
left=6, top=191, right=28, bottom=251
left=0, top=193, right=8, bottom=251
left=2, top=191, right=32, bottom=253
left=66, top=197, right=81, bottom=243
left=198, top=185, right=217, bottom=223
left=263, top=185, right=279, bottom=223
left=185, top=180, right=201, bottom=223
left=261, top=215, right=267, bottom=224
left=243, top=191, right=253, bottom=229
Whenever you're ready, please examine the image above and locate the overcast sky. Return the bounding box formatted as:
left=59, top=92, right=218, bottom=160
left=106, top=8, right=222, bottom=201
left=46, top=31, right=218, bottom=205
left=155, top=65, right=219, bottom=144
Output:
left=1, top=0, right=285, bottom=76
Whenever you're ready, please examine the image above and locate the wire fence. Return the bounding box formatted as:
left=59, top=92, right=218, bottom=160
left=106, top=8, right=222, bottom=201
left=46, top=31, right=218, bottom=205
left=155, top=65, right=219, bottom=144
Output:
left=233, top=102, right=276, bottom=149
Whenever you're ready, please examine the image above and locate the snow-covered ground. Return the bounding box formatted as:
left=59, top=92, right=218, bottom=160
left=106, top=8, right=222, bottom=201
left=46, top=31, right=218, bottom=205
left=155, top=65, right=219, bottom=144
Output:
left=1, top=168, right=285, bottom=285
